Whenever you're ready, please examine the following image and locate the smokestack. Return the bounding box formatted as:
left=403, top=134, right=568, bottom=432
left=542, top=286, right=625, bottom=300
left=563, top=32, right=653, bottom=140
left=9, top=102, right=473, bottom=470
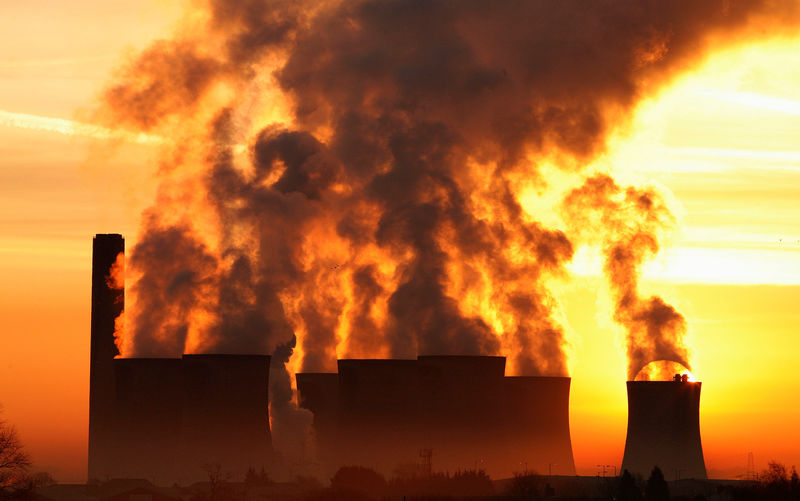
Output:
left=88, top=233, right=124, bottom=481
left=621, top=379, right=707, bottom=480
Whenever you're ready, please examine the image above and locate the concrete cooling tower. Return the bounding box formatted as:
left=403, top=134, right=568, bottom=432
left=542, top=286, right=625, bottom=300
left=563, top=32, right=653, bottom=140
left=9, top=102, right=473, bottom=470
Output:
left=113, top=358, right=182, bottom=483
left=298, top=356, right=576, bottom=478
left=295, top=373, right=340, bottom=468
left=621, top=378, right=707, bottom=480
left=180, top=354, right=272, bottom=481
left=109, top=355, right=272, bottom=484
left=336, top=359, right=423, bottom=471
left=501, top=377, right=575, bottom=477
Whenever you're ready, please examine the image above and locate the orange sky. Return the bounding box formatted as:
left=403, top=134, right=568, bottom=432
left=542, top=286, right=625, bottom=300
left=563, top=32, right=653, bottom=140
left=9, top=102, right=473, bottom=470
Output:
left=1, top=1, right=800, bottom=482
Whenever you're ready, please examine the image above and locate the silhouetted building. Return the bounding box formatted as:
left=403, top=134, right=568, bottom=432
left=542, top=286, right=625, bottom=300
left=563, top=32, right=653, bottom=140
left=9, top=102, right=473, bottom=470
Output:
left=109, top=355, right=272, bottom=484
left=501, top=376, right=575, bottom=477
left=336, top=359, right=422, bottom=471
left=87, top=235, right=272, bottom=484
left=88, top=234, right=124, bottom=481
left=298, top=356, right=576, bottom=478
left=180, top=354, right=272, bottom=481
left=621, top=379, right=707, bottom=480
left=295, top=373, right=339, bottom=468
left=113, top=358, right=182, bottom=483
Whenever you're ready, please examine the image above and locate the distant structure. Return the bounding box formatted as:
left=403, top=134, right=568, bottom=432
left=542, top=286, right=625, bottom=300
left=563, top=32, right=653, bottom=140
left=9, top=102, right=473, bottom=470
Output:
left=88, top=234, right=124, bottom=482
left=297, top=356, right=576, bottom=479
left=621, top=376, right=707, bottom=480
left=87, top=235, right=272, bottom=484
left=89, top=234, right=577, bottom=482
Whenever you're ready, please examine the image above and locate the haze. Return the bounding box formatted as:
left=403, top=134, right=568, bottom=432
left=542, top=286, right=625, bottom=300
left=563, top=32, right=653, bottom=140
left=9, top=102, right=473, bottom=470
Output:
left=1, top=0, right=799, bottom=482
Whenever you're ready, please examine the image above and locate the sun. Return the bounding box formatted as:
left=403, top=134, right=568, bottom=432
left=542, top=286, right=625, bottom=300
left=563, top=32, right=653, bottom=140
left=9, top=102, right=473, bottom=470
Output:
left=634, top=360, right=697, bottom=382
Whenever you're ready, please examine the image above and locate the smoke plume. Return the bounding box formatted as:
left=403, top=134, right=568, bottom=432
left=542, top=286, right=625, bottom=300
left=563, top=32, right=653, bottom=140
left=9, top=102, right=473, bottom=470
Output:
left=97, top=0, right=799, bottom=454
left=561, top=174, right=689, bottom=380
left=269, top=335, right=314, bottom=465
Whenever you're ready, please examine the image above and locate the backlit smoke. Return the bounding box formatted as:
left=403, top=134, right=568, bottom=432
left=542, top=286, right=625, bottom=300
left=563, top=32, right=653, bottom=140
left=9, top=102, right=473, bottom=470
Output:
left=561, top=175, right=689, bottom=380
left=97, top=0, right=799, bottom=455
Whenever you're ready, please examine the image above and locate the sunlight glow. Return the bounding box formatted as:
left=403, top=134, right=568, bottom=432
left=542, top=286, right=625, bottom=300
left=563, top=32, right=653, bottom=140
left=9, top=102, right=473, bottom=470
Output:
left=588, top=39, right=800, bottom=285
left=694, top=88, right=800, bottom=116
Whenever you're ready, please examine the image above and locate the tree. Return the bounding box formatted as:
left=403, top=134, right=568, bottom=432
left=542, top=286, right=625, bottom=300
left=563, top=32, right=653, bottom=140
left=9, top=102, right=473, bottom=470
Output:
left=645, top=466, right=669, bottom=501
left=618, top=469, right=643, bottom=501
left=330, top=466, right=387, bottom=499
left=762, top=461, right=789, bottom=486
left=507, top=471, right=540, bottom=499
left=198, top=463, right=234, bottom=501
left=444, top=469, right=493, bottom=497
left=644, top=466, right=669, bottom=501
left=0, top=414, right=30, bottom=490
left=760, top=461, right=792, bottom=501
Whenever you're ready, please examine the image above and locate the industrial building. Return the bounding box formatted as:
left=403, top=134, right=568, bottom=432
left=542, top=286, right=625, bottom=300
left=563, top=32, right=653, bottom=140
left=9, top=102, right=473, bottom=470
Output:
left=87, top=235, right=273, bottom=484
left=297, top=356, right=577, bottom=479
left=88, top=233, right=708, bottom=484
left=621, top=376, right=708, bottom=480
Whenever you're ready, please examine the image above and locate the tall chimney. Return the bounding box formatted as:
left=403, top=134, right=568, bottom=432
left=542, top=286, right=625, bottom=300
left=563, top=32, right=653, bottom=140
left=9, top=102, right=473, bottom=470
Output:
left=87, top=234, right=124, bottom=481
left=621, top=379, right=707, bottom=480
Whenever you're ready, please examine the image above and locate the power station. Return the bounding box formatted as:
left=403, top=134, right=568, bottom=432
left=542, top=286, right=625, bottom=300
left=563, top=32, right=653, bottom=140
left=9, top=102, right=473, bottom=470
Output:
left=297, top=356, right=576, bottom=478
left=621, top=376, right=708, bottom=480
left=87, top=233, right=707, bottom=483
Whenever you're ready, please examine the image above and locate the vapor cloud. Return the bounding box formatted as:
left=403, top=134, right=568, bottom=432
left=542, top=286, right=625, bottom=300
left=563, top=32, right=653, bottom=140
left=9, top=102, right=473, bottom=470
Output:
left=562, top=174, right=689, bottom=380
left=99, top=0, right=799, bottom=456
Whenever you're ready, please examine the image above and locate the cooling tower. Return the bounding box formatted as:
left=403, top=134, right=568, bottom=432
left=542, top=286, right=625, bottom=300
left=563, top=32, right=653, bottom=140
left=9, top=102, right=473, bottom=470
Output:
left=179, top=354, right=272, bottom=482
left=415, top=356, right=507, bottom=475
left=113, top=358, right=182, bottom=483
left=301, top=356, right=577, bottom=479
left=621, top=380, right=707, bottom=480
left=501, top=377, right=576, bottom=476
left=296, top=373, right=339, bottom=470
left=88, top=233, right=124, bottom=481
left=337, top=359, right=421, bottom=471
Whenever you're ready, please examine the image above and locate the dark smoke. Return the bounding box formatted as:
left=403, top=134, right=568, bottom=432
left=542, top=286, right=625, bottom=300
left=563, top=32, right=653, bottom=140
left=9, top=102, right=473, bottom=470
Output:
left=100, top=0, right=799, bottom=458
left=124, top=214, right=218, bottom=357
left=561, top=174, right=689, bottom=380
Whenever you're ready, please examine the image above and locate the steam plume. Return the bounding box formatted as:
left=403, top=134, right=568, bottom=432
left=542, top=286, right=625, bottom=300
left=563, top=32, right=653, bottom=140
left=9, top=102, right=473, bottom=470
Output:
left=561, top=174, right=689, bottom=380
left=269, top=335, right=314, bottom=465
left=97, top=0, right=800, bottom=452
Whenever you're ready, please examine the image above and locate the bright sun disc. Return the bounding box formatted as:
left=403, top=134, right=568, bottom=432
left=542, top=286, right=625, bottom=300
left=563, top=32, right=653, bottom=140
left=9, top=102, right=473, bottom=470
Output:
left=634, top=360, right=697, bottom=382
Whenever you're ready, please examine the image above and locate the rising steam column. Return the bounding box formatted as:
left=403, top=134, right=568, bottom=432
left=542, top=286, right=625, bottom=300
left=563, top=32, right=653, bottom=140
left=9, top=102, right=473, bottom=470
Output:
left=621, top=375, right=707, bottom=480
left=87, top=234, right=124, bottom=481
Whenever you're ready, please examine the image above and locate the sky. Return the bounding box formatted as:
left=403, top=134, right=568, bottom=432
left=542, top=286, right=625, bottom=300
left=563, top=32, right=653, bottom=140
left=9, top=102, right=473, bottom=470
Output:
left=1, top=0, right=799, bottom=482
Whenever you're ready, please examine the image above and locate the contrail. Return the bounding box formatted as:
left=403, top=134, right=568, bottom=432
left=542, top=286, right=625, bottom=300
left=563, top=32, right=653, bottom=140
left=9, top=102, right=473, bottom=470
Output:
left=0, top=109, right=161, bottom=144
left=695, top=88, right=800, bottom=116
